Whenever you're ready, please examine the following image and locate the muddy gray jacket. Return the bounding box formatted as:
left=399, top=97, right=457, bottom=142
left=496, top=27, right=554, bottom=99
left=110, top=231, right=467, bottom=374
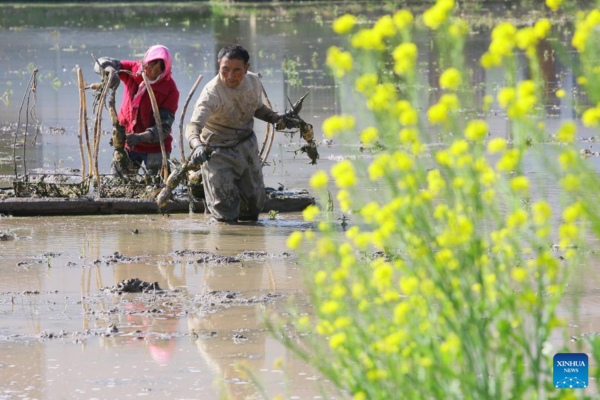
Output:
left=185, top=72, right=279, bottom=148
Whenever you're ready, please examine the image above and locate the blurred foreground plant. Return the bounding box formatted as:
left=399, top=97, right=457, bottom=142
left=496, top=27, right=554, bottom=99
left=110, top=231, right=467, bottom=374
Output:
left=269, top=1, right=600, bottom=399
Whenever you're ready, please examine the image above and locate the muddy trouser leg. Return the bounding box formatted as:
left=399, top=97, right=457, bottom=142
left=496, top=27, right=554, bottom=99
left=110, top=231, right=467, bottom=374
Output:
left=145, top=152, right=170, bottom=176
left=111, top=149, right=140, bottom=176
left=237, top=135, right=265, bottom=220
left=201, top=148, right=244, bottom=221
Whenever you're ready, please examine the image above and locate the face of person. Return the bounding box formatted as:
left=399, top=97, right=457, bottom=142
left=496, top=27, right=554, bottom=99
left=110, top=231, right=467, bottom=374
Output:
left=219, top=57, right=249, bottom=88
left=145, top=59, right=164, bottom=80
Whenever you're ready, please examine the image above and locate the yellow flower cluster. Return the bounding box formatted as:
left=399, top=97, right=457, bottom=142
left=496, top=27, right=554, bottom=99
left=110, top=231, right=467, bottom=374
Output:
left=464, top=119, right=488, bottom=141
left=393, top=43, right=418, bottom=75
left=310, top=171, right=329, bottom=189
left=428, top=94, right=459, bottom=125
left=333, top=14, right=356, bottom=35
left=423, top=0, right=454, bottom=30
left=582, top=105, right=600, bottom=127
left=496, top=81, right=537, bottom=119
left=556, top=121, right=576, bottom=143
left=360, top=127, right=379, bottom=145
left=480, top=22, right=516, bottom=69
left=351, top=15, right=397, bottom=51
left=367, top=83, right=398, bottom=111
left=355, top=73, right=378, bottom=95
left=323, top=115, right=355, bottom=138
left=327, top=46, right=353, bottom=78
left=393, top=10, right=414, bottom=30
left=439, top=68, right=461, bottom=90
left=546, top=0, right=562, bottom=11
left=572, top=10, right=600, bottom=51
left=331, top=160, right=357, bottom=188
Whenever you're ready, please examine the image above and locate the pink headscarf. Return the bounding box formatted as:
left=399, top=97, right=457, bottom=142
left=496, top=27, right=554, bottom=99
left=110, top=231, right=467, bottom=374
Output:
left=132, top=45, right=174, bottom=109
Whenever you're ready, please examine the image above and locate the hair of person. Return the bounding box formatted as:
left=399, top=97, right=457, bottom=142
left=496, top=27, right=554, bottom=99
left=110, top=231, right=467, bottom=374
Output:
left=217, top=44, right=250, bottom=65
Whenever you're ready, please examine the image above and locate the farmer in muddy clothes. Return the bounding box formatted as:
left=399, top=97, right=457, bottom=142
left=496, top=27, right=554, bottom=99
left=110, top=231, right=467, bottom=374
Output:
left=185, top=44, right=284, bottom=223
left=94, top=45, right=180, bottom=176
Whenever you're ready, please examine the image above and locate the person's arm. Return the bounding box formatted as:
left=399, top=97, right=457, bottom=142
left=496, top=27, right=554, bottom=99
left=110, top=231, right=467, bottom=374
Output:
left=254, top=103, right=282, bottom=125
left=93, top=57, right=124, bottom=89
left=185, top=91, right=217, bottom=148
left=126, top=88, right=180, bottom=147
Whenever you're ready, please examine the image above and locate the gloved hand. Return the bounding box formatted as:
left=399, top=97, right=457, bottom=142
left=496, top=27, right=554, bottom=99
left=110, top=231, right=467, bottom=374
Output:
left=275, top=114, right=286, bottom=131
left=104, top=66, right=120, bottom=90
left=190, top=138, right=211, bottom=165
left=125, top=134, right=142, bottom=148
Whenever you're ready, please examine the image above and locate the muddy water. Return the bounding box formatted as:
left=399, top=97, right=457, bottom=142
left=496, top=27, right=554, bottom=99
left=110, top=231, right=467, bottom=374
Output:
left=2, top=2, right=600, bottom=399
left=0, top=213, right=330, bottom=399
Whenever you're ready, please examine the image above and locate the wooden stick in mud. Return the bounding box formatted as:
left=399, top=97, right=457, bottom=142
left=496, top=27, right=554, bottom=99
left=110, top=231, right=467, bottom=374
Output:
left=178, top=74, right=203, bottom=162
left=141, top=72, right=169, bottom=182
left=258, top=83, right=275, bottom=165
left=12, top=69, right=37, bottom=179
left=92, top=72, right=111, bottom=191
left=76, top=68, right=87, bottom=180
left=260, top=85, right=276, bottom=166
left=77, top=69, right=93, bottom=180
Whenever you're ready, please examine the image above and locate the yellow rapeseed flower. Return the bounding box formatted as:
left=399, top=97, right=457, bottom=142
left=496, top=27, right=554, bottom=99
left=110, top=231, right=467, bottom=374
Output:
left=399, top=127, right=418, bottom=144
left=321, top=300, right=340, bottom=314
left=582, top=107, right=600, bottom=127
left=556, top=89, right=566, bottom=98
left=556, top=121, right=576, bottom=143
left=516, top=27, right=538, bottom=50
left=329, top=332, right=347, bottom=349
left=302, top=205, right=320, bottom=221
left=449, top=18, right=468, bottom=38
left=333, top=14, right=356, bottom=34
left=351, top=29, right=384, bottom=50
left=287, top=231, right=303, bottom=249
left=393, top=42, right=418, bottom=75
left=510, top=176, right=530, bottom=194
left=373, top=15, right=396, bottom=38
left=355, top=73, right=378, bottom=94
left=534, top=19, right=552, bottom=38
left=331, top=160, right=357, bottom=188
left=546, top=0, right=562, bottom=11
left=428, top=103, right=448, bottom=125
left=532, top=201, right=551, bottom=225
left=326, top=46, right=353, bottom=78
left=323, top=115, right=355, bottom=138
left=367, top=83, right=397, bottom=111
left=496, top=148, right=520, bottom=171
left=487, top=137, right=507, bottom=153
left=497, top=87, right=516, bottom=108
left=464, top=119, right=488, bottom=141
left=310, top=170, right=329, bottom=189
left=400, top=107, right=418, bottom=126
left=563, top=202, right=583, bottom=223
left=439, top=68, right=461, bottom=90
left=511, top=267, right=527, bottom=282
left=360, top=127, right=379, bottom=145
left=393, top=10, right=414, bottom=30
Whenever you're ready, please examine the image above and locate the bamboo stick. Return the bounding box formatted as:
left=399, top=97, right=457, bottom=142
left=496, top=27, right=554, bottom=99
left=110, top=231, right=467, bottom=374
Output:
left=77, top=69, right=93, bottom=180
left=92, top=72, right=111, bottom=191
left=178, top=74, right=204, bottom=162
left=258, top=83, right=274, bottom=163
left=260, top=84, right=276, bottom=166
left=13, top=69, right=36, bottom=179
left=141, top=72, right=169, bottom=183
left=76, top=68, right=87, bottom=180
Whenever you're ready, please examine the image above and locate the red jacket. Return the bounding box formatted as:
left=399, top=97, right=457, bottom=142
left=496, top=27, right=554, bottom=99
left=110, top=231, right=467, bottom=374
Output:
left=117, top=54, right=179, bottom=154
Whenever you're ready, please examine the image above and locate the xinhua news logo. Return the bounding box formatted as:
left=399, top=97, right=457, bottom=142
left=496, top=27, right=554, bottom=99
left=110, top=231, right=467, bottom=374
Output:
left=554, top=353, right=588, bottom=389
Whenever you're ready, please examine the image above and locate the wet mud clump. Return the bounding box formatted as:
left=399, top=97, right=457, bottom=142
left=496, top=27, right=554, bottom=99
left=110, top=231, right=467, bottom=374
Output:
left=0, top=231, right=17, bottom=241
left=194, top=291, right=281, bottom=306
left=170, top=249, right=240, bottom=265
left=102, top=278, right=163, bottom=295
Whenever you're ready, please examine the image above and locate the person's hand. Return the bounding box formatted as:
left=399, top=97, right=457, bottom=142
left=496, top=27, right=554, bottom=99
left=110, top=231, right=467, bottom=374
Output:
left=275, top=114, right=286, bottom=131
left=190, top=144, right=211, bottom=165
left=104, top=66, right=120, bottom=90
left=125, top=134, right=142, bottom=148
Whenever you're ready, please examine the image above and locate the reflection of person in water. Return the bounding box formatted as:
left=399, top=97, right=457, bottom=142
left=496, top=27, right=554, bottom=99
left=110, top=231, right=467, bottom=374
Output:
left=187, top=225, right=273, bottom=398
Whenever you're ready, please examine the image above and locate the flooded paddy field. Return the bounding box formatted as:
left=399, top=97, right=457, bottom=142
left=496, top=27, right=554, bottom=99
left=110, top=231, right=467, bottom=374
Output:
left=2, top=1, right=600, bottom=399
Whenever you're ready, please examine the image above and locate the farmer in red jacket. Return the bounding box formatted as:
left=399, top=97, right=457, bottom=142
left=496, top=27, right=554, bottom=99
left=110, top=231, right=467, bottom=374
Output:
left=94, top=45, right=180, bottom=175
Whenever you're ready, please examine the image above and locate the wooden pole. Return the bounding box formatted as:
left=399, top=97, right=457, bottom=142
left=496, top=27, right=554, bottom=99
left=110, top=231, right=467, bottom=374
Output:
left=258, top=83, right=274, bottom=163
left=92, top=72, right=111, bottom=191
left=76, top=68, right=87, bottom=180
left=178, top=74, right=203, bottom=162
left=260, top=84, right=276, bottom=166
left=141, top=72, right=169, bottom=183
left=78, top=69, right=93, bottom=180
